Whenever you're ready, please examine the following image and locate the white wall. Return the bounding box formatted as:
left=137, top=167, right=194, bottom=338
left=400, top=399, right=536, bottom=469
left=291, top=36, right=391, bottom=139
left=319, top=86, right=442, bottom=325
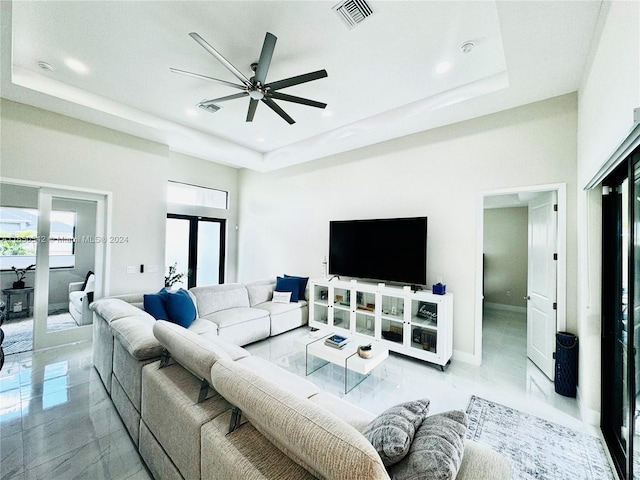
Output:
left=578, top=1, right=640, bottom=188
left=483, top=207, right=528, bottom=308
left=0, top=99, right=240, bottom=296
left=575, top=0, right=640, bottom=423
left=238, top=94, right=578, bottom=358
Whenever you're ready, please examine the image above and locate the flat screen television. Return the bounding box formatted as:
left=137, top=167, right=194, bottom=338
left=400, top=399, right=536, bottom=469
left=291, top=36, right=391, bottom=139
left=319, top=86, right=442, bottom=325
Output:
left=329, top=217, right=427, bottom=285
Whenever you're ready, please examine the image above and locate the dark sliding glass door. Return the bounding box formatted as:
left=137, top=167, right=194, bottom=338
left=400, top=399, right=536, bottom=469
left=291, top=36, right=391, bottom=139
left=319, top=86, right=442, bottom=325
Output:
left=165, top=214, right=225, bottom=288
left=602, top=149, right=640, bottom=480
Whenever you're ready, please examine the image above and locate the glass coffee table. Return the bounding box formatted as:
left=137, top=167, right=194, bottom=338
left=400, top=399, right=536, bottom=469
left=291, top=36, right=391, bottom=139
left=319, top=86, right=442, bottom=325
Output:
left=296, top=330, right=388, bottom=393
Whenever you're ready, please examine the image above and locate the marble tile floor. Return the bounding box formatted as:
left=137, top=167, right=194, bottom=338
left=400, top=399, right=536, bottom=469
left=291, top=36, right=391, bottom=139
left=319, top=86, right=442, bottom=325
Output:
left=1, top=306, right=602, bottom=479
left=1, top=342, right=152, bottom=480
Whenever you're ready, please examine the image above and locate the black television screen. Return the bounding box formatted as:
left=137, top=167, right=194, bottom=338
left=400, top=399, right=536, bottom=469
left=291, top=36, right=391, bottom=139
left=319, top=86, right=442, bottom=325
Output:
left=329, top=217, right=427, bottom=285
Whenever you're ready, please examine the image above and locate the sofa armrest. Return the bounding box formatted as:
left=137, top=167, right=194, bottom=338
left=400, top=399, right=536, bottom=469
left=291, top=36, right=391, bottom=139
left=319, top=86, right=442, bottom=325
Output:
left=69, top=281, right=84, bottom=294
left=110, top=315, right=163, bottom=360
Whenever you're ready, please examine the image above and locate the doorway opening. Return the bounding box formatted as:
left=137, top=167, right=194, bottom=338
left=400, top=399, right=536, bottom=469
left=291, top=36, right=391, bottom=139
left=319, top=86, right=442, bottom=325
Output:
left=475, top=184, right=567, bottom=377
left=0, top=180, right=110, bottom=355
left=165, top=214, right=226, bottom=289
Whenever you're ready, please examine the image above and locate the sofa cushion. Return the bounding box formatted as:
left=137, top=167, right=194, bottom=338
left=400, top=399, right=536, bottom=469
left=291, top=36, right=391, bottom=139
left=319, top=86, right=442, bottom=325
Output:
left=388, top=410, right=468, bottom=480
left=308, top=392, right=376, bottom=432
left=110, top=315, right=163, bottom=360
left=245, top=279, right=275, bottom=306
left=91, top=298, right=148, bottom=324
left=165, top=288, right=197, bottom=328
left=253, top=299, right=307, bottom=316
left=187, top=318, right=218, bottom=336
left=284, top=274, right=309, bottom=301
left=141, top=361, right=232, bottom=480
left=201, top=411, right=316, bottom=480
left=153, top=320, right=249, bottom=383
left=210, top=358, right=389, bottom=480
left=236, top=356, right=320, bottom=399
left=275, top=276, right=299, bottom=302
left=202, top=307, right=269, bottom=329
left=191, top=283, right=250, bottom=316
left=362, top=399, right=431, bottom=467
left=112, top=292, right=146, bottom=309
left=456, top=440, right=511, bottom=480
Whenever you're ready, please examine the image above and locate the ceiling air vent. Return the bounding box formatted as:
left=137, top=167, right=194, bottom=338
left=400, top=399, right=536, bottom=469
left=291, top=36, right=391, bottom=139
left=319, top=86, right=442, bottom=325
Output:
left=333, top=0, right=373, bottom=29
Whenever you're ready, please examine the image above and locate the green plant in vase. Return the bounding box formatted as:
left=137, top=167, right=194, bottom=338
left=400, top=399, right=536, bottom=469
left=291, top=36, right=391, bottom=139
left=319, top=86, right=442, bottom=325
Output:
left=164, top=263, right=185, bottom=289
left=11, top=264, right=35, bottom=289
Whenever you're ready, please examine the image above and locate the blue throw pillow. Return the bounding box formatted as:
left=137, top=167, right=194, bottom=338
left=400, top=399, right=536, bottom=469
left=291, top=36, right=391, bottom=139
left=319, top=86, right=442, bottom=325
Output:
left=284, top=274, right=309, bottom=301
left=143, top=288, right=169, bottom=320
left=276, top=276, right=299, bottom=302
left=165, top=288, right=197, bottom=328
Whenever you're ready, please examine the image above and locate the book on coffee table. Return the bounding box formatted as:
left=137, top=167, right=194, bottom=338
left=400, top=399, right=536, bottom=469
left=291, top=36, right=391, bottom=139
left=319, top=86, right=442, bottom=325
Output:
left=325, top=334, right=350, bottom=349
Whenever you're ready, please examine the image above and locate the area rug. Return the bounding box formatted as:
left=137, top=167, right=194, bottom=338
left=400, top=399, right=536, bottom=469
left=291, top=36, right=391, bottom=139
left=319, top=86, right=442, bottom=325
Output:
left=3, top=313, right=78, bottom=355
left=465, top=395, right=615, bottom=480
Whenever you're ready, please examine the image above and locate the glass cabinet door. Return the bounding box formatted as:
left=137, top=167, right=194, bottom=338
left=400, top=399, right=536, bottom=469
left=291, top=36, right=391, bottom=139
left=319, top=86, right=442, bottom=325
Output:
left=408, top=298, right=438, bottom=353
left=311, top=284, right=329, bottom=326
left=380, top=293, right=404, bottom=345
left=331, top=285, right=352, bottom=330
left=354, top=289, right=376, bottom=338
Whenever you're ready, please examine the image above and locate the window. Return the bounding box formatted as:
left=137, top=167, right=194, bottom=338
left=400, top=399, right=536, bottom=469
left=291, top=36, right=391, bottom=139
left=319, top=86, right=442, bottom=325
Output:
left=166, top=214, right=226, bottom=288
left=0, top=207, right=76, bottom=269
left=167, top=181, right=228, bottom=209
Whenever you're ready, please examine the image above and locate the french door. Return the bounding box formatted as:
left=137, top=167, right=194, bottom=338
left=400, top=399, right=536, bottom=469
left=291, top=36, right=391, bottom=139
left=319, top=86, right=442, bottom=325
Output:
left=602, top=148, right=640, bottom=479
left=165, top=214, right=225, bottom=288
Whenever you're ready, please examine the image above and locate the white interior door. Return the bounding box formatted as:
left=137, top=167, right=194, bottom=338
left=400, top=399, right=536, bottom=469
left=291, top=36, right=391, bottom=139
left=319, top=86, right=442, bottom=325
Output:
left=33, top=188, right=108, bottom=350
left=527, top=191, right=558, bottom=379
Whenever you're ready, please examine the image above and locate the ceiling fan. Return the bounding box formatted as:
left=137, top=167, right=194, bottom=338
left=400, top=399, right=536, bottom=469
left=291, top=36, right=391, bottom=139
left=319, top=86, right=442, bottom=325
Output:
left=171, top=32, right=328, bottom=125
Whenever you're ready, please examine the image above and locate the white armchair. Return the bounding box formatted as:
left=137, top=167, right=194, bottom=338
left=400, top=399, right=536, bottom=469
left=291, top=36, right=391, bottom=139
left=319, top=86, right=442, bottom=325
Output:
left=69, top=272, right=95, bottom=326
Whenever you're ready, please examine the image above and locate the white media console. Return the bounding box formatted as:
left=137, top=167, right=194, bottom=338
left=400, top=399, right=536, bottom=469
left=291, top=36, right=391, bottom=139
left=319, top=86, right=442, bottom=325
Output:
left=308, top=278, right=453, bottom=368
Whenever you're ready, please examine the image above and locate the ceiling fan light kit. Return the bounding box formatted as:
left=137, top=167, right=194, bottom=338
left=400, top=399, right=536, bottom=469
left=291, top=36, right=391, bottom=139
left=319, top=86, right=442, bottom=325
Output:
left=172, top=32, right=328, bottom=125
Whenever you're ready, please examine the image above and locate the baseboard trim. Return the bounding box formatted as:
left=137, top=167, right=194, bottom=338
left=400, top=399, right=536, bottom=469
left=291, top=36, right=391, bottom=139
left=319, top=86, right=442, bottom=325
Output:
left=453, top=350, right=481, bottom=366
left=483, top=302, right=527, bottom=313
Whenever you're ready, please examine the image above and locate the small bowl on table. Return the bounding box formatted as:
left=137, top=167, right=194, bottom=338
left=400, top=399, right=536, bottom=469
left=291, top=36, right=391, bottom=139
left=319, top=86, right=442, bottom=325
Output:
left=358, top=344, right=373, bottom=359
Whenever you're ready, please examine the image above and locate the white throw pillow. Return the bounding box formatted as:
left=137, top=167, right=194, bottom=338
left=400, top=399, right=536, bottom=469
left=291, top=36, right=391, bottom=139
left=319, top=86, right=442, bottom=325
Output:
left=272, top=291, right=291, bottom=303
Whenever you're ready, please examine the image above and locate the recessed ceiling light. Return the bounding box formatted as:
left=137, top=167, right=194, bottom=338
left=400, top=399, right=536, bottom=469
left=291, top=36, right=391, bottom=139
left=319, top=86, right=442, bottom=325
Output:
left=64, top=58, right=88, bottom=74
left=37, top=61, right=54, bottom=72
left=435, top=61, right=451, bottom=74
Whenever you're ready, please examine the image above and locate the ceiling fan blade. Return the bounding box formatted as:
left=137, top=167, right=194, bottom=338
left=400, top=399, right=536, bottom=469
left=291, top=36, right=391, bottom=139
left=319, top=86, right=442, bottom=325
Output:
left=189, top=32, right=252, bottom=87
left=262, top=98, right=295, bottom=125
left=254, top=32, right=277, bottom=86
left=246, top=99, right=259, bottom=122
left=266, top=69, right=328, bottom=91
left=170, top=68, right=246, bottom=90
left=200, top=92, right=248, bottom=106
left=268, top=92, right=327, bottom=109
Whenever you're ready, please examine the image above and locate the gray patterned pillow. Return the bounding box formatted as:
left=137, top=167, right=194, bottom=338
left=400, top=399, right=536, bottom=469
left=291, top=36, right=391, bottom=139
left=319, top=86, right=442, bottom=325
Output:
left=388, top=410, right=468, bottom=480
left=362, top=399, right=431, bottom=467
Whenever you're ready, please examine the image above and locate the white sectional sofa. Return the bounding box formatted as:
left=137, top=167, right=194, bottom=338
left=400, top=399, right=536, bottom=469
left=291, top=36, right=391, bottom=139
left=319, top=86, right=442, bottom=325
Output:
left=90, top=281, right=511, bottom=479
